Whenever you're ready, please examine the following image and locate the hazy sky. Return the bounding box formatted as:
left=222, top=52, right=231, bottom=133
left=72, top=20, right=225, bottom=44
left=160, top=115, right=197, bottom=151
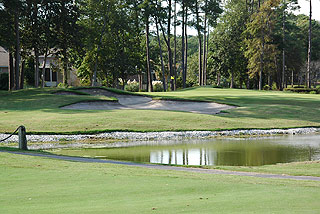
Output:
left=296, top=0, right=320, bottom=21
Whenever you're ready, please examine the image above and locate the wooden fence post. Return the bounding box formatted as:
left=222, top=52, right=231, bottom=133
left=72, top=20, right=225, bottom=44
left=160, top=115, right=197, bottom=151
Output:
left=18, top=126, right=27, bottom=150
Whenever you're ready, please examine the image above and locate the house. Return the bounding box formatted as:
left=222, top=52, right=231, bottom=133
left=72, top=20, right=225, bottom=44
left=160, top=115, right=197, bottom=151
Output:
left=0, top=47, right=9, bottom=74
left=38, top=53, right=80, bottom=87
left=0, top=46, right=79, bottom=87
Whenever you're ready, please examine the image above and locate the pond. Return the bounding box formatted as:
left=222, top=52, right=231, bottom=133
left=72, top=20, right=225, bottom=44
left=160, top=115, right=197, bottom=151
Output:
left=51, top=134, right=320, bottom=166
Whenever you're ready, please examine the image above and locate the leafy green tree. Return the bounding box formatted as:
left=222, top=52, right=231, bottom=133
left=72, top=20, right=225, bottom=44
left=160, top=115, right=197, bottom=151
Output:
left=209, top=0, right=249, bottom=88
left=51, top=0, right=80, bottom=86
left=0, top=0, right=25, bottom=90
left=77, top=0, right=146, bottom=89
left=244, top=0, right=280, bottom=90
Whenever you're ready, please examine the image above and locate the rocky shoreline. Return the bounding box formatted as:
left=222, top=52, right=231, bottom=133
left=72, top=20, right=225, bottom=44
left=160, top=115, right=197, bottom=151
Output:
left=1, top=127, right=319, bottom=144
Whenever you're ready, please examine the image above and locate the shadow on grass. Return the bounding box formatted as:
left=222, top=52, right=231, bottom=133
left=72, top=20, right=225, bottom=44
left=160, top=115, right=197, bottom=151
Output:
left=0, top=146, right=53, bottom=155
left=1, top=87, right=320, bottom=127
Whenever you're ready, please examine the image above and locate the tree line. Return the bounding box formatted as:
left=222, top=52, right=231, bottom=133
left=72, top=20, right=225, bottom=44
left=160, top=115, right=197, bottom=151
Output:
left=0, top=0, right=319, bottom=92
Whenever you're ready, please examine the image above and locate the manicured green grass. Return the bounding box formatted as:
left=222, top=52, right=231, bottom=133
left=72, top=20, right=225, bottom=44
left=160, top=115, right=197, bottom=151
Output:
left=207, top=161, right=320, bottom=177
left=1, top=152, right=320, bottom=213
left=0, top=87, right=319, bottom=133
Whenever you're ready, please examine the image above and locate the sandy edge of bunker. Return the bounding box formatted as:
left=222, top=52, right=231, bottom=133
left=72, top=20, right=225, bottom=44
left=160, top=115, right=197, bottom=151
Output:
left=58, top=88, right=236, bottom=115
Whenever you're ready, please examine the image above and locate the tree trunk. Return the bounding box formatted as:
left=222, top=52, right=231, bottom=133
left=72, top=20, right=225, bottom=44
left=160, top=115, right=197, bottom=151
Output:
left=184, top=10, right=188, bottom=87
left=230, top=71, right=234, bottom=88
left=281, top=8, right=285, bottom=91
left=217, top=71, right=221, bottom=86
left=62, top=48, right=68, bottom=86
left=173, top=0, right=177, bottom=90
left=138, top=73, right=143, bottom=91
left=14, top=10, right=20, bottom=90
left=34, top=48, right=40, bottom=87
left=259, top=25, right=265, bottom=90
left=195, top=1, right=202, bottom=86
left=156, top=17, right=167, bottom=92
left=259, top=44, right=264, bottom=90
left=198, top=36, right=203, bottom=86
left=20, top=60, right=25, bottom=89
left=92, top=16, right=107, bottom=86
left=202, top=12, right=207, bottom=86
left=168, top=0, right=174, bottom=91
left=181, top=1, right=186, bottom=88
left=9, top=52, right=14, bottom=91
left=205, top=25, right=209, bottom=85
left=145, top=16, right=153, bottom=92
left=291, top=69, right=294, bottom=87
left=33, top=2, right=39, bottom=88
left=42, top=51, right=48, bottom=88
left=306, top=0, right=312, bottom=88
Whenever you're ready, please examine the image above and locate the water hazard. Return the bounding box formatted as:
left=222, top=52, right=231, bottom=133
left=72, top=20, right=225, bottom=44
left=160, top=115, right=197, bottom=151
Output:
left=52, top=134, right=320, bottom=166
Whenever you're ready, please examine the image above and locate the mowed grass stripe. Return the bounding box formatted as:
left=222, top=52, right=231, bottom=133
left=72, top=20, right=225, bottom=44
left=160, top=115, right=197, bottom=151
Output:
left=0, top=152, right=320, bottom=213
left=0, top=87, right=319, bottom=133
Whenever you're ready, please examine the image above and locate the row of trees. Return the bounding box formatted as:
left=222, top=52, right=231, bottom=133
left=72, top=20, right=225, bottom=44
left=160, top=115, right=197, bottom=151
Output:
left=0, top=0, right=80, bottom=90
left=0, top=0, right=224, bottom=91
left=207, top=0, right=320, bottom=90
left=74, top=0, right=223, bottom=91
left=0, top=0, right=319, bottom=91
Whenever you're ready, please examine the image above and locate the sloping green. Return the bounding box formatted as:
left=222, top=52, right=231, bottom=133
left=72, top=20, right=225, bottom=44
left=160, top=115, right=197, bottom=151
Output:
left=0, top=87, right=319, bottom=133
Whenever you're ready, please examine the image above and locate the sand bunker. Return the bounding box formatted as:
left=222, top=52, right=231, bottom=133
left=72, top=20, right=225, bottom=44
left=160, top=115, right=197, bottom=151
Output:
left=61, top=88, right=236, bottom=115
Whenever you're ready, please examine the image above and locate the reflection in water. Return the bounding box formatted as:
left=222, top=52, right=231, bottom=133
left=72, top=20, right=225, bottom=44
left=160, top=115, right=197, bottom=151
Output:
left=149, top=143, right=320, bottom=166
left=53, top=134, right=320, bottom=166
left=150, top=149, right=216, bottom=165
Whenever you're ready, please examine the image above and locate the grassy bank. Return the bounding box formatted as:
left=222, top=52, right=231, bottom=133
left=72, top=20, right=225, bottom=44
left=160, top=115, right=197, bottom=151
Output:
left=207, top=161, right=320, bottom=177
left=0, top=87, right=319, bottom=133
left=1, top=152, right=320, bottom=213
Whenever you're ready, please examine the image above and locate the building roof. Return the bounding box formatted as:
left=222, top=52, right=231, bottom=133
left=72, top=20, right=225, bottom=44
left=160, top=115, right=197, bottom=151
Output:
left=0, top=47, right=9, bottom=68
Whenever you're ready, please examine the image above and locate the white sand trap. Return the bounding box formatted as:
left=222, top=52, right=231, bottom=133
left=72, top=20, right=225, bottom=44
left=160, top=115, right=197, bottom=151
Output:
left=60, top=88, right=236, bottom=114
left=62, top=101, right=128, bottom=110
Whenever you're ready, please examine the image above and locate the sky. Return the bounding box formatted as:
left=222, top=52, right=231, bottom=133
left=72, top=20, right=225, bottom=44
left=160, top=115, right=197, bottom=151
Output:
left=295, top=0, right=320, bottom=21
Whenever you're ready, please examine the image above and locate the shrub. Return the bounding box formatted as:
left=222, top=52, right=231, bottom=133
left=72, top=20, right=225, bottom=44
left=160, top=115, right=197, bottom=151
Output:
left=57, top=82, right=69, bottom=88
left=125, top=81, right=139, bottom=92
left=263, top=85, right=270, bottom=90
left=293, top=85, right=305, bottom=88
left=152, top=81, right=164, bottom=92
left=211, top=85, right=223, bottom=88
left=0, top=72, right=9, bottom=90
left=284, top=87, right=317, bottom=94
left=271, top=82, right=278, bottom=90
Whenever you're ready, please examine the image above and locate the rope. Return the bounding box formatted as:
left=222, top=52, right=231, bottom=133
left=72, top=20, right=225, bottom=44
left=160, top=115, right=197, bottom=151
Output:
left=0, top=126, right=22, bottom=142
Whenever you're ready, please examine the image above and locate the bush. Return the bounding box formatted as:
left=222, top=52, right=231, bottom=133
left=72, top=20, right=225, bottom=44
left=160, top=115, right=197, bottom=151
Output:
left=284, top=87, right=318, bottom=94
left=263, top=85, right=270, bottom=90
left=271, top=82, right=278, bottom=90
left=211, top=85, right=223, bottom=88
left=125, top=81, right=139, bottom=92
left=57, top=83, right=70, bottom=88
left=0, top=73, right=9, bottom=90
left=152, top=81, right=164, bottom=92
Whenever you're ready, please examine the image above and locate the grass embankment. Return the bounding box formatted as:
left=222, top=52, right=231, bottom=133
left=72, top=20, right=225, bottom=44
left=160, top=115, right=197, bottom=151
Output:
left=206, top=161, right=320, bottom=177
left=1, top=152, right=320, bottom=213
left=0, top=87, right=320, bottom=133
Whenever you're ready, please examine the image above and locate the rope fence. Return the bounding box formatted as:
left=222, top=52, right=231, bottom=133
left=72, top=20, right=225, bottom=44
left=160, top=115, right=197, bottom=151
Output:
left=0, top=126, right=21, bottom=142
left=0, top=126, right=28, bottom=150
